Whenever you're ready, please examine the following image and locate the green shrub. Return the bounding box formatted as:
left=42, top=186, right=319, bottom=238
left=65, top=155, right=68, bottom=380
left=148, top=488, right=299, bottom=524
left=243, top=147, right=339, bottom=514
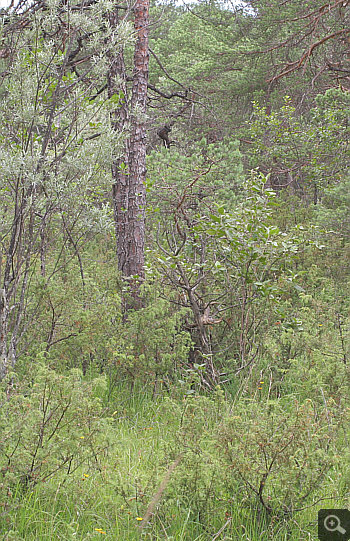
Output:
left=0, top=366, right=110, bottom=507
left=216, top=397, right=346, bottom=518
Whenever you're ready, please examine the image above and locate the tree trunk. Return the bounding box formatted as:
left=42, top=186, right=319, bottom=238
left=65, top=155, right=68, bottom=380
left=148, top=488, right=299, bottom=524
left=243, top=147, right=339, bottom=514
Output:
left=0, top=188, right=35, bottom=379
left=0, top=286, right=10, bottom=380
left=109, top=0, right=150, bottom=309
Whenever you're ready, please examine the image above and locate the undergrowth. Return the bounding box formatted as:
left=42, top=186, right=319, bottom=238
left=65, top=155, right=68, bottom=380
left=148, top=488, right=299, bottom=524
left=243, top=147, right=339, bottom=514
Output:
left=0, top=371, right=348, bottom=541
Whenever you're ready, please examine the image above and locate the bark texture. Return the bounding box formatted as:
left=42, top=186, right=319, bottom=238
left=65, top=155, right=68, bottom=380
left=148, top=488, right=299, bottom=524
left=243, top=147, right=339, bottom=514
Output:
left=109, top=0, right=150, bottom=307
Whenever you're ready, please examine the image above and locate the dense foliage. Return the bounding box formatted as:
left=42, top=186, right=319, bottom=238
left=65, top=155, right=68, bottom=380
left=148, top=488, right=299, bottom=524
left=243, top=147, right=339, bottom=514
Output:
left=0, top=0, right=349, bottom=538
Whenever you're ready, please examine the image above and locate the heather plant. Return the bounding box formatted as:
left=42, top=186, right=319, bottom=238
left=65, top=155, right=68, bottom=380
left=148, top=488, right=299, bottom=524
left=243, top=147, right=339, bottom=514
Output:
left=106, top=292, right=191, bottom=389
left=22, top=238, right=123, bottom=374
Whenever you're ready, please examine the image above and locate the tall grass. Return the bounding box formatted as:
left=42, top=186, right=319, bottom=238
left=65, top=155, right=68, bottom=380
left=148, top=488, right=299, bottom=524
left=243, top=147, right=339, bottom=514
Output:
left=0, top=380, right=345, bottom=541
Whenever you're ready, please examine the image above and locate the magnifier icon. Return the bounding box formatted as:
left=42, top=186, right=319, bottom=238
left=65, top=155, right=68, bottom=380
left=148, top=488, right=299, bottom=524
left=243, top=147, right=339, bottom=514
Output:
left=324, top=514, right=346, bottom=534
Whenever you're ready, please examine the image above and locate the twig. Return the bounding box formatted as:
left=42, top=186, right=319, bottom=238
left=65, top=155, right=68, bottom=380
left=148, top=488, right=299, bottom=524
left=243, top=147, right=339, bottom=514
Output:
left=212, top=517, right=232, bottom=540
left=138, top=454, right=183, bottom=531
left=147, top=81, right=190, bottom=100
left=149, top=47, right=188, bottom=91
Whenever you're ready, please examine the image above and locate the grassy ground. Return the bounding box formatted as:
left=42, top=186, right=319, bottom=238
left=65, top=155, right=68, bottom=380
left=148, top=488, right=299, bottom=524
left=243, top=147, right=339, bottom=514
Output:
left=0, top=380, right=346, bottom=540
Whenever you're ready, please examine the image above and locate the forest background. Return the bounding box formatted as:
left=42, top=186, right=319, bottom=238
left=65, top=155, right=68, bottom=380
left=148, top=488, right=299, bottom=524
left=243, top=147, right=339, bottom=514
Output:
left=0, top=0, right=349, bottom=539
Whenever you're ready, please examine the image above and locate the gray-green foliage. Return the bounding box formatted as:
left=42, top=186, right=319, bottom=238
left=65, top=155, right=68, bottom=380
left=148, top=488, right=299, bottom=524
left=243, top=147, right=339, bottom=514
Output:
left=0, top=0, right=131, bottom=374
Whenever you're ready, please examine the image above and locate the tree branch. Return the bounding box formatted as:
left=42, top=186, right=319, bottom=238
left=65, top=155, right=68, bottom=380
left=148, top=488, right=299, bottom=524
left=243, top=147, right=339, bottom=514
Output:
left=149, top=47, right=189, bottom=91
left=147, top=82, right=190, bottom=100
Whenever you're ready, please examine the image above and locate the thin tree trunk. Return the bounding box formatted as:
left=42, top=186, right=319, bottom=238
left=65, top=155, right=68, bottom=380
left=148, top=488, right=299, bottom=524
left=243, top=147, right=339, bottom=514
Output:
left=108, top=7, right=131, bottom=276
left=0, top=196, right=23, bottom=378
left=0, top=287, right=10, bottom=380
left=0, top=188, right=35, bottom=378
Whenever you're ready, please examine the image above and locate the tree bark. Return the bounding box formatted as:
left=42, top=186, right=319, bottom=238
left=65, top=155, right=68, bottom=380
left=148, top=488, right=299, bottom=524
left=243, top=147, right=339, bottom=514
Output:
left=109, top=0, right=150, bottom=309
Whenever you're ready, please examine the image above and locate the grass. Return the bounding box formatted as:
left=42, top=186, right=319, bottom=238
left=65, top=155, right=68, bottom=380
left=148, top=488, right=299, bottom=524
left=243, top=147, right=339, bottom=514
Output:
left=2, top=486, right=323, bottom=540
left=0, top=380, right=347, bottom=540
